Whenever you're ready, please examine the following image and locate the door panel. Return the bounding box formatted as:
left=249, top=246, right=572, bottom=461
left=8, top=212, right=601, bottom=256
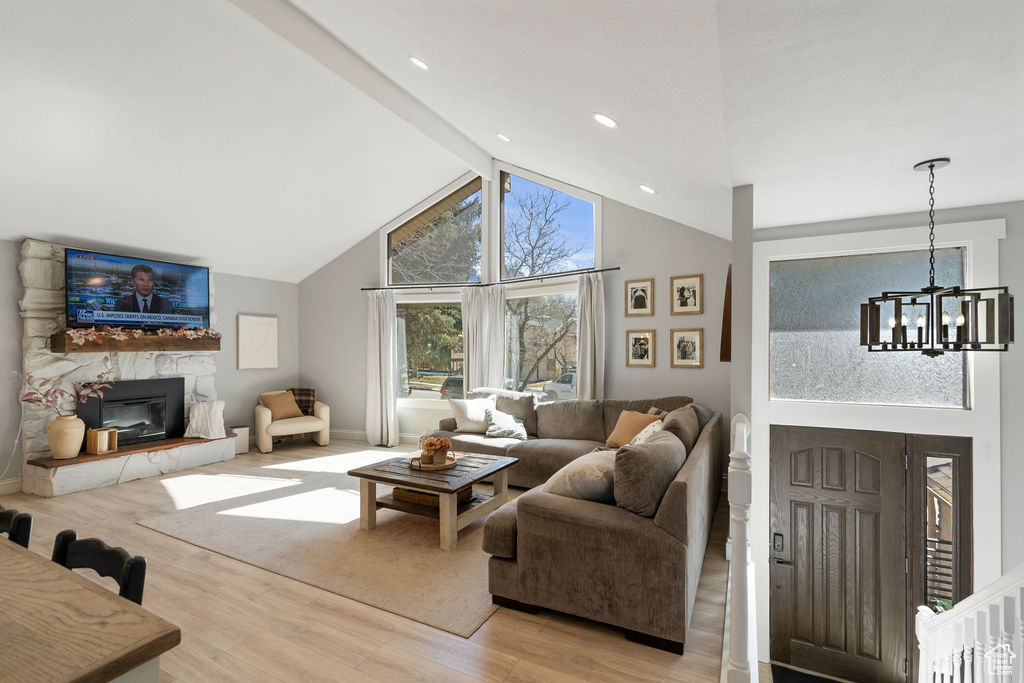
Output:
left=770, top=425, right=907, bottom=682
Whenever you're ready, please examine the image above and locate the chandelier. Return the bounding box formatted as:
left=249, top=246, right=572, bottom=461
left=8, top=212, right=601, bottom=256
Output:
left=859, top=158, right=1014, bottom=357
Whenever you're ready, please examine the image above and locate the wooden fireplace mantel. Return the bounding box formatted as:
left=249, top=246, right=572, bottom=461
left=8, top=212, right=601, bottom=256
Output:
left=49, top=333, right=221, bottom=353
left=27, top=433, right=236, bottom=469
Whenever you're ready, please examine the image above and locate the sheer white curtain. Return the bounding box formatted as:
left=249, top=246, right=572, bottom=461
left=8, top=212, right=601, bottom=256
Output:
left=577, top=271, right=605, bottom=399
left=365, top=289, right=399, bottom=446
left=461, top=285, right=506, bottom=391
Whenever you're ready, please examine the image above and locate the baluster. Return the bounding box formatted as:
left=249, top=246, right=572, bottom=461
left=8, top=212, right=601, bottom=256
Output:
left=919, top=606, right=936, bottom=683
left=977, top=609, right=989, bottom=683
left=964, top=615, right=976, bottom=683
left=726, top=429, right=753, bottom=683
left=990, top=603, right=1003, bottom=683
left=954, top=621, right=964, bottom=683
left=1001, top=596, right=1015, bottom=683
left=1015, top=586, right=1024, bottom=683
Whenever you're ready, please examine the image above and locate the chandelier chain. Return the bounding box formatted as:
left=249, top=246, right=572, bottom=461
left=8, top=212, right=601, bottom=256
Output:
left=928, top=164, right=936, bottom=287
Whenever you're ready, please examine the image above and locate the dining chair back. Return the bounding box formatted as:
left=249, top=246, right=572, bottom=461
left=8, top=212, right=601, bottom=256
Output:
left=0, top=505, right=31, bottom=548
left=52, top=530, right=147, bottom=605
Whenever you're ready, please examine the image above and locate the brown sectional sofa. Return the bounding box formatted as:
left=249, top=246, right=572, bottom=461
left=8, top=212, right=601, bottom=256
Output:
left=482, top=410, right=722, bottom=653
left=432, top=391, right=694, bottom=488
left=431, top=389, right=722, bottom=653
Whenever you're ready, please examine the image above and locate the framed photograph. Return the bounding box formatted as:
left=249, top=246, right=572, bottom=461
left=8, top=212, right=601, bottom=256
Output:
left=670, top=274, right=703, bottom=315
left=670, top=328, right=703, bottom=368
left=625, top=278, right=654, bottom=316
left=237, top=314, right=279, bottom=369
left=626, top=329, right=656, bottom=367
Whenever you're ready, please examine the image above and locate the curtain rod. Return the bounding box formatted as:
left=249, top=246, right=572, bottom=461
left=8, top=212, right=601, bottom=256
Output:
left=359, top=266, right=620, bottom=292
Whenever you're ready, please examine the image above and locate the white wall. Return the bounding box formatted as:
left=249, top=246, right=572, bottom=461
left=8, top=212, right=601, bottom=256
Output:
left=755, top=199, right=1024, bottom=574
left=602, top=199, right=733, bottom=416
left=297, top=231, right=379, bottom=439
left=0, top=239, right=24, bottom=483
left=730, top=186, right=753, bottom=417
left=211, top=272, right=300, bottom=432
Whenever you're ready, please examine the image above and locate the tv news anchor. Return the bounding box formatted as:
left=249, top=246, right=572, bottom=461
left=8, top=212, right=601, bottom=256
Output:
left=114, top=265, right=173, bottom=315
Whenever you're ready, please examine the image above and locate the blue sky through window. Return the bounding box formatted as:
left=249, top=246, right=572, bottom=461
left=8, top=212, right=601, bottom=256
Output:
left=504, top=174, right=595, bottom=277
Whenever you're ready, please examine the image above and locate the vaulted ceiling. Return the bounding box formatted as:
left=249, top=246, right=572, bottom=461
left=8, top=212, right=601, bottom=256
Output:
left=1, top=1, right=1021, bottom=282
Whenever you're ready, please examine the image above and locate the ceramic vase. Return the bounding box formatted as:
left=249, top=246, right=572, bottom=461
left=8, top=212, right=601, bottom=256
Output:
left=46, top=415, right=86, bottom=459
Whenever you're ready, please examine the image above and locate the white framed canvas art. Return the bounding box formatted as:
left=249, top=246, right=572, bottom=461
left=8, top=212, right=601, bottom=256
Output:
left=237, top=314, right=278, bottom=369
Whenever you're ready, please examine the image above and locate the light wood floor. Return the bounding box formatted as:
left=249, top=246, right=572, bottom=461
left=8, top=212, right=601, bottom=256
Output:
left=1, top=439, right=732, bottom=682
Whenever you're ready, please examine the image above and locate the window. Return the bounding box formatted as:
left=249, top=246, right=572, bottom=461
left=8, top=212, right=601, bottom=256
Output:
left=388, top=178, right=482, bottom=285
left=500, top=171, right=595, bottom=280
left=768, top=248, right=967, bottom=407
left=505, top=291, right=577, bottom=398
left=396, top=302, right=463, bottom=399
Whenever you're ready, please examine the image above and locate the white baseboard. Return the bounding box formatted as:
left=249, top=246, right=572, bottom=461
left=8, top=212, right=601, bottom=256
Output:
left=331, top=428, right=367, bottom=443
left=0, top=478, right=23, bottom=495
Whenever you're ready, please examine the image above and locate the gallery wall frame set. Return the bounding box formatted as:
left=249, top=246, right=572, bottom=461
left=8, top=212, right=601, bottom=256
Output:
left=624, top=278, right=654, bottom=316
left=670, top=274, right=703, bottom=315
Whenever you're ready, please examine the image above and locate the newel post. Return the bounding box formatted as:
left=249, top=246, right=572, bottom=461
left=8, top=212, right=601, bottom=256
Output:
left=727, top=415, right=755, bottom=683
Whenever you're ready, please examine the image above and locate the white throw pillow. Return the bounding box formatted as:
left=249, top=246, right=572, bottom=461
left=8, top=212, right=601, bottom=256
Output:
left=448, top=395, right=496, bottom=433
left=184, top=400, right=226, bottom=439
left=484, top=408, right=527, bottom=440
left=630, top=419, right=664, bottom=445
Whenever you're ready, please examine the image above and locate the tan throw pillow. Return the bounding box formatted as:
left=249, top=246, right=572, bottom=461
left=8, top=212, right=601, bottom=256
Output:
left=605, top=410, right=662, bottom=448
left=260, top=391, right=304, bottom=421
left=661, top=405, right=700, bottom=452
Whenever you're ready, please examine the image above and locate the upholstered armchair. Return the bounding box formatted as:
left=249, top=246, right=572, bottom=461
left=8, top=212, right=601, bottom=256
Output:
left=254, top=389, right=330, bottom=453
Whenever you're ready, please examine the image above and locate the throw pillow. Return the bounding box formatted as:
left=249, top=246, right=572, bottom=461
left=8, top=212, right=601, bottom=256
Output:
left=448, top=395, right=496, bottom=433
left=544, top=449, right=616, bottom=504
left=485, top=408, right=528, bottom=440
left=629, top=419, right=664, bottom=445
left=647, top=406, right=669, bottom=417
left=661, top=405, right=700, bottom=452
left=468, top=388, right=539, bottom=435
left=260, top=391, right=304, bottom=421
left=614, top=431, right=686, bottom=516
left=287, top=387, right=316, bottom=416
left=184, top=400, right=226, bottom=439
left=689, top=402, right=713, bottom=430
left=605, top=410, right=662, bottom=448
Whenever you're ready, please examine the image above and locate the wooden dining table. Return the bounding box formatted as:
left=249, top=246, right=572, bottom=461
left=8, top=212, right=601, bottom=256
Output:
left=0, top=539, right=180, bottom=682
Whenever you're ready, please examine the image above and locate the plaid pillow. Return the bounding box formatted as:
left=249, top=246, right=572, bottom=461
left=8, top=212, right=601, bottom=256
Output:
left=288, top=387, right=316, bottom=416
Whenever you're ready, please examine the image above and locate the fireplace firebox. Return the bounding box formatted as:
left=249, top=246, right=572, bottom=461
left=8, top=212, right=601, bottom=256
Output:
left=78, top=378, right=185, bottom=447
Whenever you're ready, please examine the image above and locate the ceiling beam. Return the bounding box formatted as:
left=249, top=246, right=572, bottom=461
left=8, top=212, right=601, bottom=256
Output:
left=229, top=0, right=492, bottom=180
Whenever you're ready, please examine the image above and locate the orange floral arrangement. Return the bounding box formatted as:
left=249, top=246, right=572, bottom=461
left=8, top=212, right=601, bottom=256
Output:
left=422, top=437, right=451, bottom=453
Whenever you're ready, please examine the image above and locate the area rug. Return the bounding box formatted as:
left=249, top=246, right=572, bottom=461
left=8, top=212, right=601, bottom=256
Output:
left=137, top=450, right=501, bottom=637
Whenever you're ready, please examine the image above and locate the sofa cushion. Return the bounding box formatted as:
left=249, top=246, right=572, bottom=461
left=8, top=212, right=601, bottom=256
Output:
left=482, top=498, right=519, bottom=559
left=543, top=449, right=616, bottom=504
left=535, top=400, right=605, bottom=441
left=449, top=395, right=496, bottom=433
left=602, top=396, right=692, bottom=439
left=605, top=410, right=662, bottom=448
left=661, top=405, right=700, bottom=452
left=265, top=415, right=326, bottom=436
left=485, top=408, right=528, bottom=440
left=506, top=438, right=605, bottom=487
left=614, top=431, right=686, bottom=517
left=469, top=388, right=539, bottom=436
left=259, top=391, right=304, bottom=421
left=689, top=402, right=713, bottom=431
left=431, top=431, right=523, bottom=457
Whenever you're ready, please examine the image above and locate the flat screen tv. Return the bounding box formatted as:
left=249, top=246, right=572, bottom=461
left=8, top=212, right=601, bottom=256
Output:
left=65, top=248, right=211, bottom=329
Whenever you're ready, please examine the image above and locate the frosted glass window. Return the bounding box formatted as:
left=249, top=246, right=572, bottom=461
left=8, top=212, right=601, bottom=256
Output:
left=769, top=248, right=967, bottom=407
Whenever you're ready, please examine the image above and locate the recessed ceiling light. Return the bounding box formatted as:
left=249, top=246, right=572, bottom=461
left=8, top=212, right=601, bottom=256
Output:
left=409, top=56, right=430, bottom=70
left=639, top=185, right=657, bottom=194
left=497, top=133, right=511, bottom=142
left=593, top=113, right=618, bottom=128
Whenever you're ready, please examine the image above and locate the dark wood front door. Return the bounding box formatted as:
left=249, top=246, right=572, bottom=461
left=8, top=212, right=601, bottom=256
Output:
left=770, top=425, right=907, bottom=682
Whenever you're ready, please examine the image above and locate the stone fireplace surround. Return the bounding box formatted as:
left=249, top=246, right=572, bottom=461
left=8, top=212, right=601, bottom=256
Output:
left=19, top=239, right=234, bottom=496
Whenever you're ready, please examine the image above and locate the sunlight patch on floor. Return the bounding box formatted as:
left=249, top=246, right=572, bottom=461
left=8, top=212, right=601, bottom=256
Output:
left=159, top=473, right=299, bottom=510
left=217, top=486, right=362, bottom=525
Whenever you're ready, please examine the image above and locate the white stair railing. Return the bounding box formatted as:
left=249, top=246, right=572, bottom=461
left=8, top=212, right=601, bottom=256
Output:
left=916, top=561, right=1024, bottom=683
left=725, top=413, right=758, bottom=683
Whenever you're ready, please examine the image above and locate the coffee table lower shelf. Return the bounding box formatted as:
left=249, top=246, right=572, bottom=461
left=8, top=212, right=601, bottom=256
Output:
left=376, top=491, right=493, bottom=519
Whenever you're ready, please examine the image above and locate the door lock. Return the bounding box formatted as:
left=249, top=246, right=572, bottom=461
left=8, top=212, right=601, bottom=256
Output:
left=773, top=532, right=784, bottom=553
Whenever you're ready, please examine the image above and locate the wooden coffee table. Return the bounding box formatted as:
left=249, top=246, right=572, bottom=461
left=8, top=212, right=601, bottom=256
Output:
left=348, top=453, right=517, bottom=550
